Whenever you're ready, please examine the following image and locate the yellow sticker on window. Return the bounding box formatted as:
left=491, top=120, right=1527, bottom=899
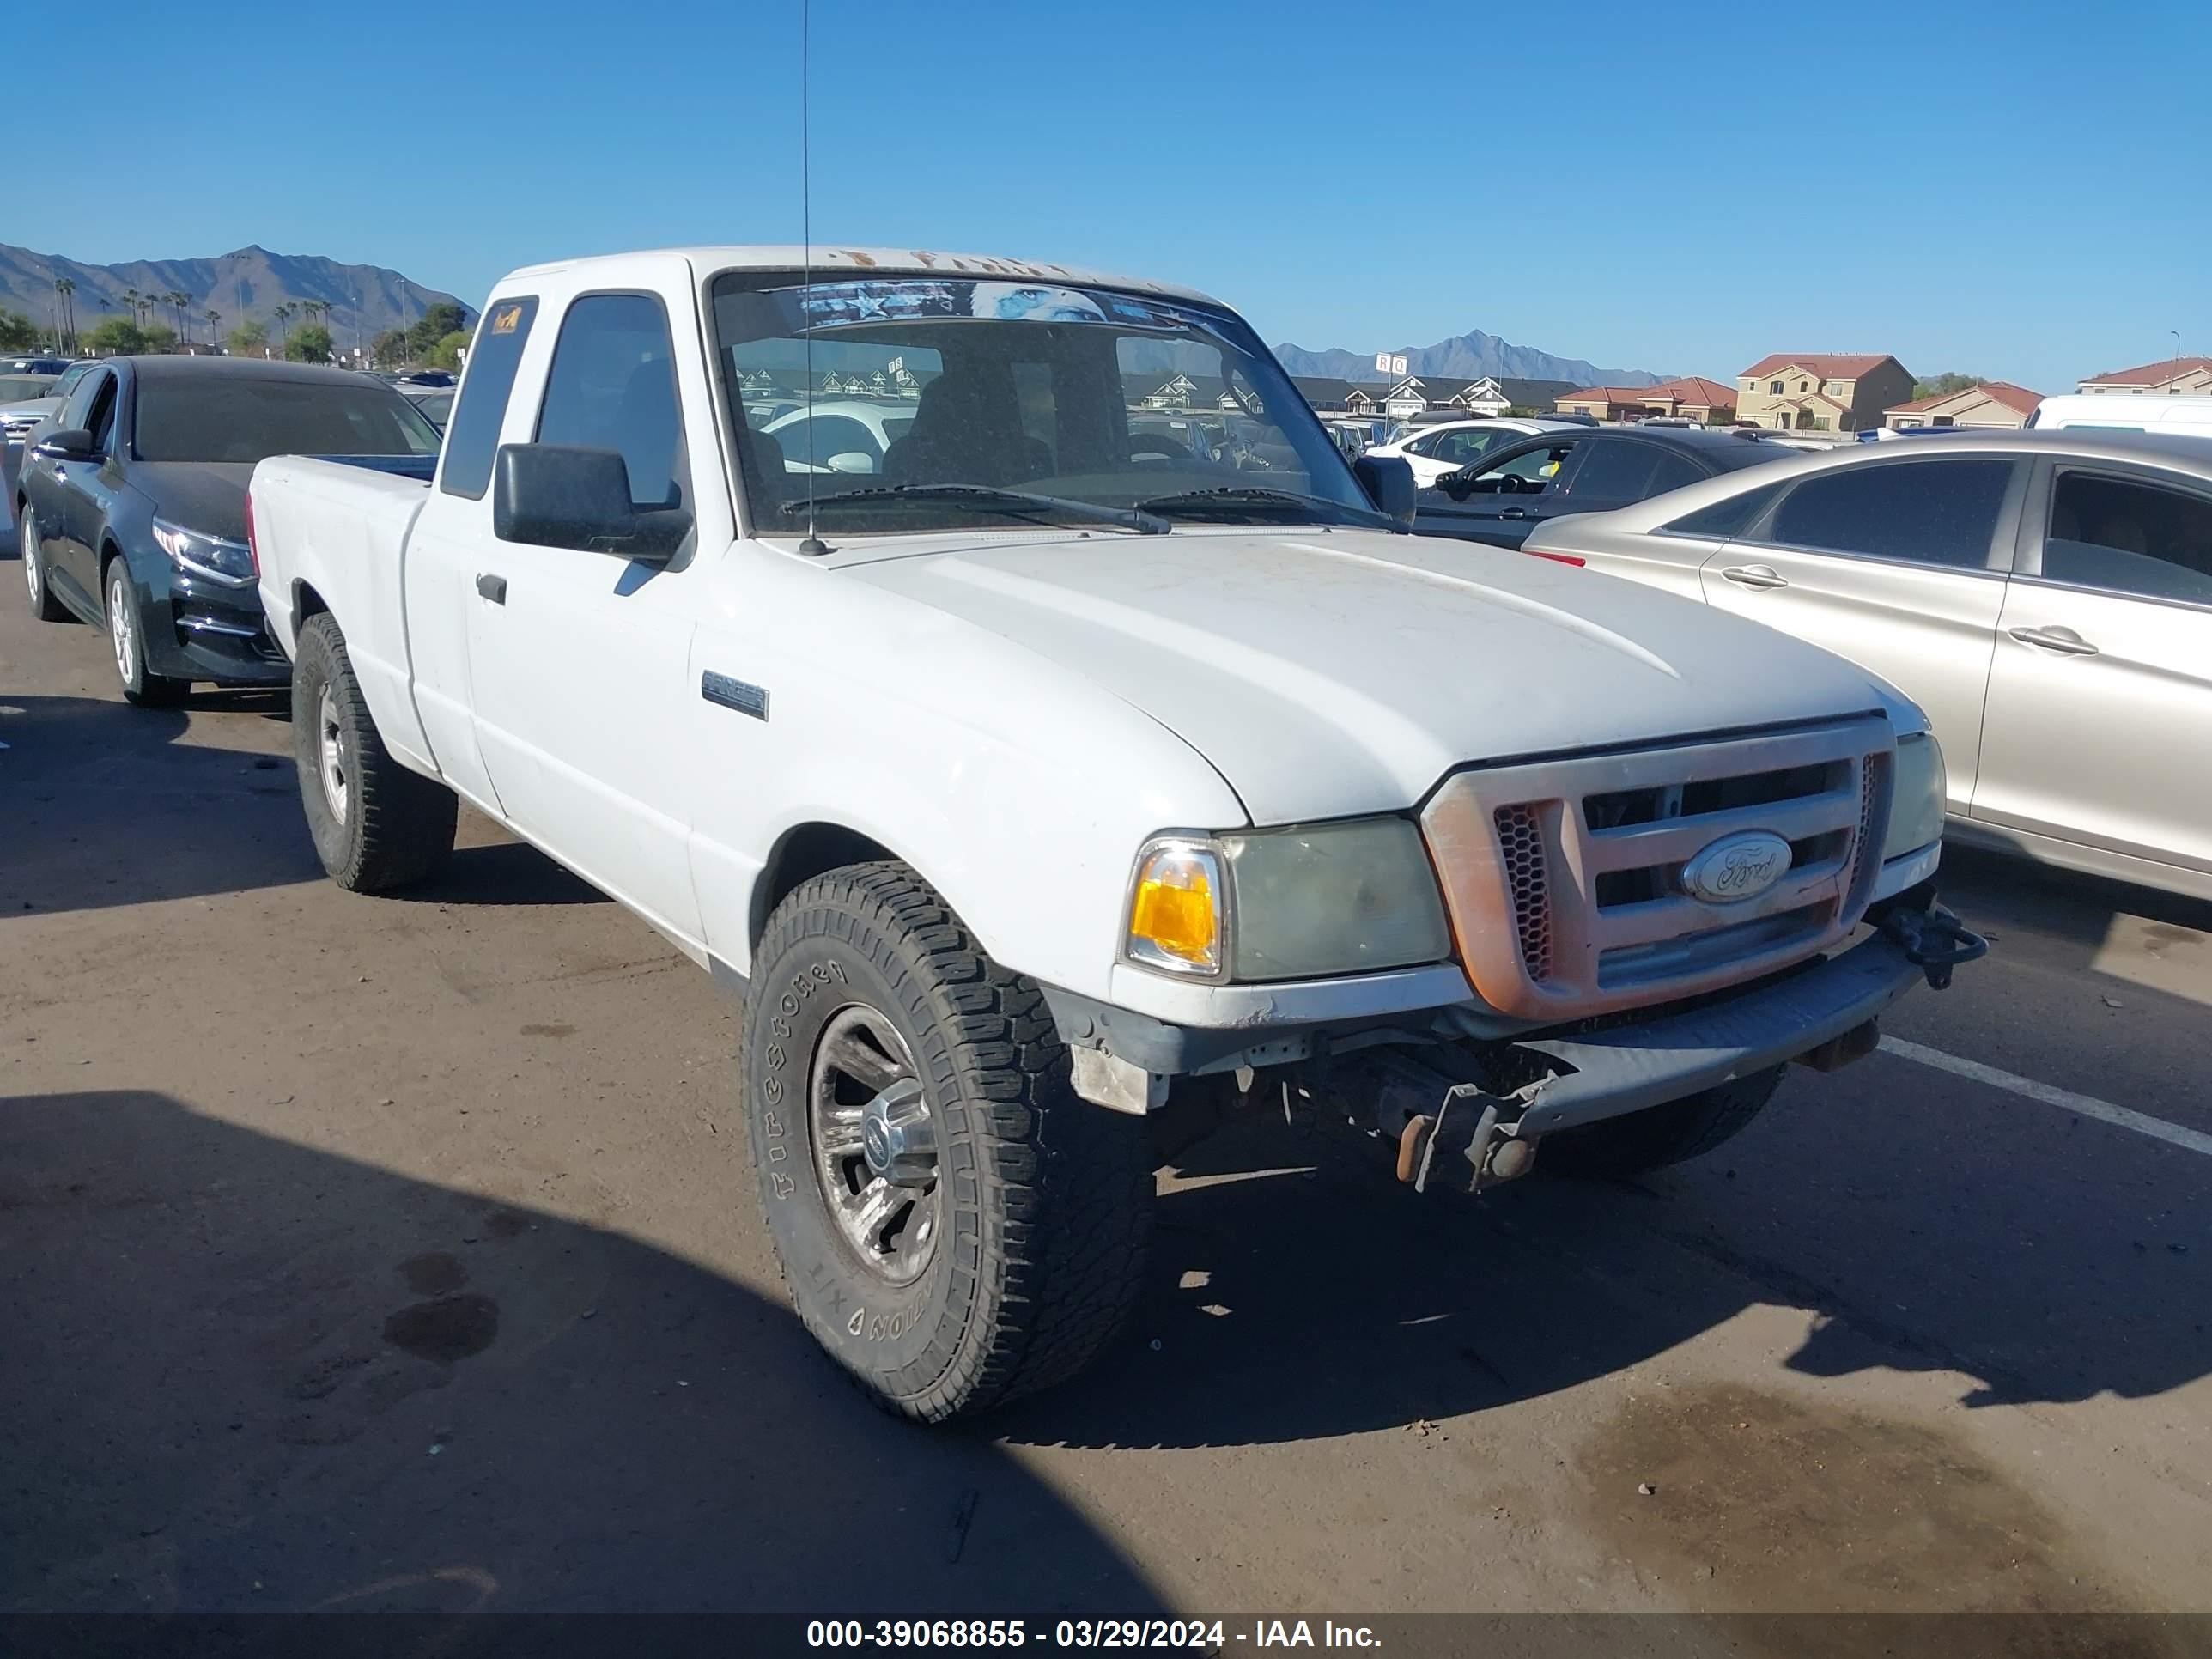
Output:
left=491, top=306, right=523, bottom=335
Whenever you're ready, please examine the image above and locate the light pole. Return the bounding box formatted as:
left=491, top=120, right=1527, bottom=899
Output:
left=2173, top=330, right=2185, bottom=363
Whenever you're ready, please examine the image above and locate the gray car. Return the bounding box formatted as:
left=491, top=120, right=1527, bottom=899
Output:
left=1522, top=429, right=2212, bottom=900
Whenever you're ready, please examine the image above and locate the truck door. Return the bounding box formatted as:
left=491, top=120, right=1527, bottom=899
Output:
left=462, top=286, right=709, bottom=949
left=398, top=297, right=541, bottom=817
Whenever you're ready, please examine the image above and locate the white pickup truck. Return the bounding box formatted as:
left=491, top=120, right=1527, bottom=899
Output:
left=250, top=246, right=1982, bottom=1420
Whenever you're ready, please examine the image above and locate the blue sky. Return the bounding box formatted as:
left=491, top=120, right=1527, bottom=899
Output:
left=19, top=0, right=2210, bottom=390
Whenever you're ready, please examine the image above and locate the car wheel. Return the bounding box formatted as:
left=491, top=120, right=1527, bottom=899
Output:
left=106, top=561, right=189, bottom=707
left=21, top=507, right=68, bottom=622
left=744, top=862, right=1153, bottom=1422
left=1540, top=1066, right=1784, bottom=1178
left=291, top=611, right=458, bottom=892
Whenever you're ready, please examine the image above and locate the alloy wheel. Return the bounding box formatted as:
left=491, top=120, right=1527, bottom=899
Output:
left=809, top=1003, right=939, bottom=1285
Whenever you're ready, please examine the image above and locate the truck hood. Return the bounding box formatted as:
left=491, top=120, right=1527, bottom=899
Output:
left=842, top=527, right=1904, bottom=824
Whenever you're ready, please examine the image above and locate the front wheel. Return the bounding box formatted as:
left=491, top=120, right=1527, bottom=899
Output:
left=291, top=612, right=457, bottom=891
left=1540, top=1067, right=1784, bottom=1178
left=21, top=507, right=68, bottom=622
left=744, top=863, right=1153, bottom=1422
left=106, top=562, right=189, bottom=707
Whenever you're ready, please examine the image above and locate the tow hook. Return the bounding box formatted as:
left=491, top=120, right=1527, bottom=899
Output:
left=1393, top=1081, right=1537, bottom=1195
left=1880, top=902, right=1989, bottom=990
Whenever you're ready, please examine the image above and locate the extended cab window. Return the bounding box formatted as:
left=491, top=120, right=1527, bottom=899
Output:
left=440, top=296, right=538, bottom=501
left=2043, top=471, right=2212, bottom=606
left=1765, top=458, right=2014, bottom=569
left=534, top=293, right=690, bottom=513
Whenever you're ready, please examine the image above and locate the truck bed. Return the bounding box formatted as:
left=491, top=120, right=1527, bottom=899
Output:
left=251, top=453, right=441, bottom=776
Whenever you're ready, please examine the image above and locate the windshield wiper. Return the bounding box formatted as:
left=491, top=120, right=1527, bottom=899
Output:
left=1134, top=485, right=1395, bottom=528
left=782, top=483, right=1167, bottom=535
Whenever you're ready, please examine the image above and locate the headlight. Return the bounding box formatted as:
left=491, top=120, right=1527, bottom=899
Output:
left=1125, top=818, right=1452, bottom=981
left=1881, top=733, right=1946, bottom=861
left=151, top=516, right=257, bottom=586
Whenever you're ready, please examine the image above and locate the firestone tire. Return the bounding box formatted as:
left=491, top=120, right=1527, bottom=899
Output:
left=743, top=862, right=1153, bottom=1423
left=1540, top=1066, right=1785, bottom=1178
left=291, top=612, right=458, bottom=893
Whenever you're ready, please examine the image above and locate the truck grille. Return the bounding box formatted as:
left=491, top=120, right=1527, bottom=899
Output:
left=1421, top=718, right=1894, bottom=1022
left=1494, top=804, right=1553, bottom=982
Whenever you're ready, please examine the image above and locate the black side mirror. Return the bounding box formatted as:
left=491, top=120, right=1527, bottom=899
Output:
left=492, top=443, right=688, bottom=561
left=1352, top=453, right=1416, bottom=527
left=36, top=427, right=95, bottom=462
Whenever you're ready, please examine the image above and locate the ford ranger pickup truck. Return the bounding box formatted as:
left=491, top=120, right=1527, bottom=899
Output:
left=248, top=247, right=1983, bottom=1421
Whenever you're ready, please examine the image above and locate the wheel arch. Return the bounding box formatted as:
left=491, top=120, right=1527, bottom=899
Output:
left=750, top=820, right=901, bottom=949
left=292, top=578, right=331, bottom=641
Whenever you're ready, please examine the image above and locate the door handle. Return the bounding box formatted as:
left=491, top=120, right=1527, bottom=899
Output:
left=2008, top=624, right=2097, bottom=657
left=476, top=573, right=507, bottom=605
left=1499, top=506, right=1528, bottom=520
left=1720, top=564, right=1788, bottom=590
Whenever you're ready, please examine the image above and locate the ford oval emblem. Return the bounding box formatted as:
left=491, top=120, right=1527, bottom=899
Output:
left=1681, top=830, right=1793, bottom=904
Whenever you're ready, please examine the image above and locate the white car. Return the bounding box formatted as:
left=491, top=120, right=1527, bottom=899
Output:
left=248, top=246, right=1976, bottom=1421
left=1522, top=430, right=2212, bottom=900
left=763, top=396, right=916, bottom=475
left=1367, top=416, right=1580, bottom=486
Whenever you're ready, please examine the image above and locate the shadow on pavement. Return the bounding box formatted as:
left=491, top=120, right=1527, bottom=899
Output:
left=400, top=842, right=611, bottom=908
left=1939, top=842, right=2212, bottom=963
left=0, top=696, right=604, bottom=916
left=997, top=1073, right=2209, bottom=1450
left=0, top=1089, right=1163, bottom=1617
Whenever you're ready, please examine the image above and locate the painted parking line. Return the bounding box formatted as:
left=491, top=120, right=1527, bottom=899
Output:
left=1881, top=1036, right=2212, bottom=1158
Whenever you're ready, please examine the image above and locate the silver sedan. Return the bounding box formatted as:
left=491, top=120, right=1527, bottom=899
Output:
left=1522, top=429, right=2212, bottom=901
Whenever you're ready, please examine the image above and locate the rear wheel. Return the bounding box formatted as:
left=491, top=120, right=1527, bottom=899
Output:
left=743, top=862, right=1153, bottom=1422
left=1540, top=1067, right=1784, bottom=1178
left=106, top=562, right=189, bottom=707
left=292, top=611, right=457, bottom=891
left=21, top=507, right=68, bottom=622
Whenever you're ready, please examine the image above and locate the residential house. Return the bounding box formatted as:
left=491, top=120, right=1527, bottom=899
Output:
left=1882, top=380, right=2042, bottom=430
left=1131, top=372, right=1260, bottom=415
left=1554, top=376, right=1737, bottom=424
left=2075, top=356, right=2212, bottom=397
left=1735, top=354, right=1914, bottom=432
left=1311, top=374, right=1578, bottom=419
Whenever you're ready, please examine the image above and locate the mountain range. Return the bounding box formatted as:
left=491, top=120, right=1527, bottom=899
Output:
left=1273, top=328, right=1662, bottom=390
left=0, top=243, right=475, bottom=347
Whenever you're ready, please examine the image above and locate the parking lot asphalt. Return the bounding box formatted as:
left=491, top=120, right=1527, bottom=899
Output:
left=3, top=521, right=2209, bottom=1626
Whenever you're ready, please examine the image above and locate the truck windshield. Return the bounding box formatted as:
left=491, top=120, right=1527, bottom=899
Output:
left=133, top=377, right=444, bottom=465
left=710, top=272, right=1390, bottom=536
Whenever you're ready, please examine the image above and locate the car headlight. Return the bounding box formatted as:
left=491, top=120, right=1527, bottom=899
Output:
left=1881, top=733, right=1946, bottom=861
left=1125, top=818, right=1453, bottom=981
left=151, top=516, right=257, bottom=586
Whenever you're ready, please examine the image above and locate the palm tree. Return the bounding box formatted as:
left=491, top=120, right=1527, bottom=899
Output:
left=205, top=309, right=222, bottom=351
left=170, top=291, right=191, bottom=339
left=52, top=277, right=76, bottom=349
left=273, top=302, right=295, bottom=347
left=121, top=288, right=142, bottom=327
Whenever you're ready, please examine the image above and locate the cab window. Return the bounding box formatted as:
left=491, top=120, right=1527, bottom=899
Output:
left=535, top=292, right=690, bottom=514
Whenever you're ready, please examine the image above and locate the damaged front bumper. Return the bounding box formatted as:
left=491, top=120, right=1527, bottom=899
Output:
left=1047, top=896, right=1985, bottom=1191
